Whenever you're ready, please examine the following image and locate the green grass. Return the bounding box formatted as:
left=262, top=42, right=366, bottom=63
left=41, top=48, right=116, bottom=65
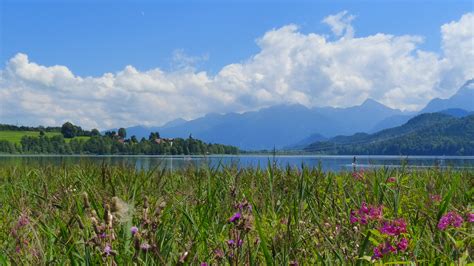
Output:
left=0, top=131, right=89, bottom=144
left=0, top=163, right=472, bottom=264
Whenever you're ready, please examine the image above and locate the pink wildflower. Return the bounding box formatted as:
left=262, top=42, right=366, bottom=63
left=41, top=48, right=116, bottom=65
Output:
left=387, top=177, right=396, bottom=183
left=397, top=238, right=408, bottom=251
left=430, top=194, right=442, bottom=202
left=438, top=211, right=464, bottom=230
left=467, top=213, right=474, bottom=223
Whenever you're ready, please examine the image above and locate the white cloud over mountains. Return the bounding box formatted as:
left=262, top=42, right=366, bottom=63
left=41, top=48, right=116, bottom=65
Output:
left=0, top=12, right=473, bottom=129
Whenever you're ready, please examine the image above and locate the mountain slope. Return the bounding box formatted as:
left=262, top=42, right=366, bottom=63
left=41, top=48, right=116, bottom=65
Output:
left=421, top=79, right=474, bottom=113
left=305, top=113, right=474, bottom=155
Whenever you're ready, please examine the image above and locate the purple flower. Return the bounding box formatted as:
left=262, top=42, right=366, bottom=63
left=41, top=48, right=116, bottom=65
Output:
left=438, top=211, right=464, bottom=230
left=200, top=263, right=208, bottom=266
left=237, top=239, right=243, bottom=247
left=387, top=177, right=396, bottom=183
left=99, top=232, right=107, bottom=239
left=468, top=213, right=474, bottom=223
left=131, top=226, right=139, bottom=235
left=397, top=238, right=408, bottom=251
left=430, top=194, right=442, bottom=202
left=104, top=244, right=112, bottom=256
left=369, top=205, right=383, bottom=220
left=379, top=218, right=407, bottom=236
left=289, top=261, right=299, bottom=266
left=350, top=211, right=358, bottom=224
left=17, top=214, right=29, bottom=227
left=227, top=239, right=235, bottom=247
left=359, top=202, right=369, bottom=215
left=140, top=243, right=152, bottom=251
left=372, top=246, right=383, bottom=260
left=229, top=212, right=241, bottom=223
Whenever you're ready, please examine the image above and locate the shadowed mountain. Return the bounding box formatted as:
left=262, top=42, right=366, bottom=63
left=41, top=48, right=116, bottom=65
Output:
left=421, top=79, right=474, bottom=113
left=305, top=113, right=474, bottom=155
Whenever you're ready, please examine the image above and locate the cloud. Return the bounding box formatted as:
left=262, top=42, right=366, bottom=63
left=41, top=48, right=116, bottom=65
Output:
left=322, top=10, right=355, bottom=38
left=0, top=11, right=473, bottom=129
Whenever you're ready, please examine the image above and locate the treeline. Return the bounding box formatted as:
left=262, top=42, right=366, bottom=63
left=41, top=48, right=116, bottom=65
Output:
left=0, top=124, right=61, bottom=132
left=0, top=134, right=239, bottom=155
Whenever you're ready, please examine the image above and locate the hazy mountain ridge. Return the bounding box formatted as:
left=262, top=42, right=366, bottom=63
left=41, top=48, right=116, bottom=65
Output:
left=116, top=99, right=406, bottom=150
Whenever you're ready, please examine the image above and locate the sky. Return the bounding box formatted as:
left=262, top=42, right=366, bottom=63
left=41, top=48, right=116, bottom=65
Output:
left=0, top=0, right=473, bottom=129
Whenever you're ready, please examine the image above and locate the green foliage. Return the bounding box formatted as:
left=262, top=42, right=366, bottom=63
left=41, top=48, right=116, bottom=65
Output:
left=0, top=164, right=472, bottom=264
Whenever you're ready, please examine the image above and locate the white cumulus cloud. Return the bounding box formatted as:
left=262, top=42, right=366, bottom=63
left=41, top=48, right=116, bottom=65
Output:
left=0, top=11, right=473, bottom=129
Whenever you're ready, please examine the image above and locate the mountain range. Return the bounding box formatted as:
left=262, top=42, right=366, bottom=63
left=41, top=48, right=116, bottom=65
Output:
left=111, top=79, right=473, bottom=150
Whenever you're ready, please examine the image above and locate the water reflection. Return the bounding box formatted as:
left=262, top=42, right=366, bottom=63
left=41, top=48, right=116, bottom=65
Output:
left=1, top=155, right=474, bottom=172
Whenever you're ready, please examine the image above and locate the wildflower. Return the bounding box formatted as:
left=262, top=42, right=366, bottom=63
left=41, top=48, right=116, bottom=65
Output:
left=17, top=214, right=29, bottom=227
left=438, top=211, right=464, bottom=230
left=229, top=212, right=241, bottom=223
left=468, top=213, right=474, bottom=223
left=379, top=218, right=407, bottom=236
left=140, top=243, right=152, bottom=251
left=104, top=244, right=112, bottom=256
left=397, top=237, right=408, bottom=251
left=387, top=177, right=396, bottom=183
left=352, top=170, right=364, bottom=180
left=350, top=202, right=383, bottom=225
left=237, top=239, right=243, bottom=247
left=430, top=194, right=442, bottom=202
left=201, top=263, right=208, bottom=266
left=130, top=226, right=138, bottom=235
left=227, top=239, right=236, bottom=247
left=290, top=261, right=299, bottom=266
left=214, top=249, right=224, bottom=259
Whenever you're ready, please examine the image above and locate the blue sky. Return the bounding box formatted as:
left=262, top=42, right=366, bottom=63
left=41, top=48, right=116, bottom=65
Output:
left=0, top=0, right=473, bottom=129
left=1, top=0, right=472, bottom=76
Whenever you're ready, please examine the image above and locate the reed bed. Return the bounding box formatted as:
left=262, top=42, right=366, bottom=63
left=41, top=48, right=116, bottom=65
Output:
left=0, top=162, right=472, bottom=265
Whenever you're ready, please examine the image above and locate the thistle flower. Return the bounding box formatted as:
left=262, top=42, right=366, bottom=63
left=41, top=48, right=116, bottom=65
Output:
left=200, top=263, right=208, bottom=266
left=229, top=212, right=241, bottom=223
left=104, top=244, right=112, bottom=256
left=140, top=243, right=151, bottom=251
left=131, top=226, right=138, bottom=235
left=111, top=196, right=131, bottom=223
left=386, top=177, right=396, bottom=183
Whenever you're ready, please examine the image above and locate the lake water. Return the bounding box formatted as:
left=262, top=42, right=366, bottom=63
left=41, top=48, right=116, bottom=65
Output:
left=1, top=155, right=474, bottom=172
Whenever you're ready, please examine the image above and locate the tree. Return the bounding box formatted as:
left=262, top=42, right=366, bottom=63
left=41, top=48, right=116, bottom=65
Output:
left=118, top=128, right=127, bottom=139
left=130, top=135, right=138, bottom=143
left=91, top=129, right=100, bottom=136
left=61, top=122, right=76, bottom=138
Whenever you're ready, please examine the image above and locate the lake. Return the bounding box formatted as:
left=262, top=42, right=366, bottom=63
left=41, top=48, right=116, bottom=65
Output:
left=1, top=154, right=474, bottom=172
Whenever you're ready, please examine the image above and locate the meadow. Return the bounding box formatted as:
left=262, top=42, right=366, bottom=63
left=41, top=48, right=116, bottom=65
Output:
left=0, top=131, right=89, bottom=144
left=0, top=163, right=472, bottom=265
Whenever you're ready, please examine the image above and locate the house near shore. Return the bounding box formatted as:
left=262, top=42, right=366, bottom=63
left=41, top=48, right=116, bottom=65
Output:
left=154, top=138, right=174, bottom=144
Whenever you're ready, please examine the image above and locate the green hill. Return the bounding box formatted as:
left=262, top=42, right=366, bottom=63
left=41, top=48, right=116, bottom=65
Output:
left=0, top=131, right=89, bottom=144
left=304, top=113, right=474, bottom=155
